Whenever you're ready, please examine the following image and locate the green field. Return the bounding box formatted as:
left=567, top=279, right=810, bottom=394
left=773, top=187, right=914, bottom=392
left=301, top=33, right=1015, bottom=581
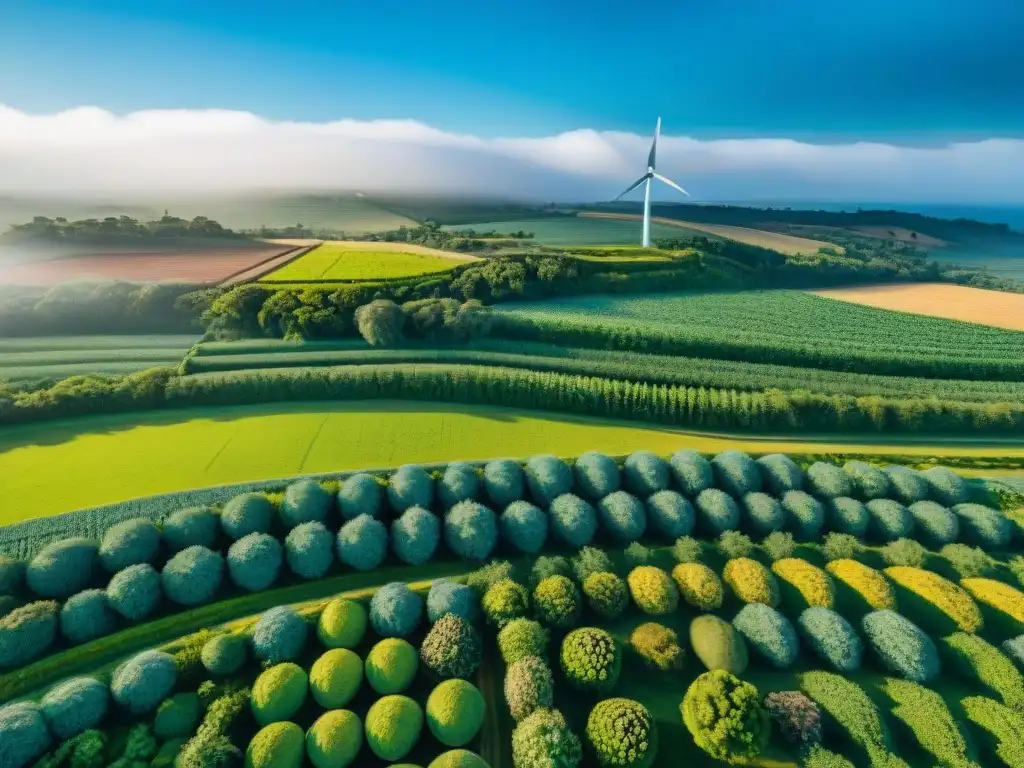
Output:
left=260, top=242, right=471, bottom=282
left=0, top=335, right=195, bottom=382
left=2, top=401, right=1024, bottom=522
left=445, top=217, right=701, bottom=245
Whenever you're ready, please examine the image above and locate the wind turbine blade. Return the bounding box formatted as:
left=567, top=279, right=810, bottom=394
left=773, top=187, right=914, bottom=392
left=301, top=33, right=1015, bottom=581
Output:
left=652, top=171, right=690, bottom=196
left=613, top=174, right=650, bottom=201
left=647, top=117, right=661, bottom=170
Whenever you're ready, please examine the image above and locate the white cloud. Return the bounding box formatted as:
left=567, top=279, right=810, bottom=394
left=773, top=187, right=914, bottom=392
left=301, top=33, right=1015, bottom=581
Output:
left=0, top=105, right=1022, bottom=203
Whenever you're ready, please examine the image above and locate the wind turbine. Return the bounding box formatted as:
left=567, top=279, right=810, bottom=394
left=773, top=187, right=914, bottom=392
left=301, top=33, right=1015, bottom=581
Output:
left=614, top=117, right=689, bottom=247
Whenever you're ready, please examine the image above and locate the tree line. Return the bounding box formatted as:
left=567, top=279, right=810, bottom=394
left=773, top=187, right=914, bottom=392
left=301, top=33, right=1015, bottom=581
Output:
left=1, top=214, right=244, bottom=243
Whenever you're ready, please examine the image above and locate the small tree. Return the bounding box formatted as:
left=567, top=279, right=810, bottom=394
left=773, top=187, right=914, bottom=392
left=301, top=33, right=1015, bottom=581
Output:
left=355, top=300, right=405, bottom=347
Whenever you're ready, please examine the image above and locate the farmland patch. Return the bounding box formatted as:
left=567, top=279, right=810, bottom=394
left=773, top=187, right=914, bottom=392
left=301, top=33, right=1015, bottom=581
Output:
left=260, top=240, right=478, bottom=282
left=0, top=335, right=195, bottom=382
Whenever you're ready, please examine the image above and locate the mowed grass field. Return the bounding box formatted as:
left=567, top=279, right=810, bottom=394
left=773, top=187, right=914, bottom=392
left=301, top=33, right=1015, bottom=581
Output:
left=0, top=335, right=195, bottom=382
left=3, top=401, right=1024, bottom=522
left=813, top=282, right=1024, bottom=331
left=446, top=216, right=696, bottom=245
left=260, top=240, right=477, bottom=282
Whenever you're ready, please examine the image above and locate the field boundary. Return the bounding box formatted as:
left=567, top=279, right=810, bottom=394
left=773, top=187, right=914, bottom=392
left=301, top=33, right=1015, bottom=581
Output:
left=217, top=243, right=309, bottom=286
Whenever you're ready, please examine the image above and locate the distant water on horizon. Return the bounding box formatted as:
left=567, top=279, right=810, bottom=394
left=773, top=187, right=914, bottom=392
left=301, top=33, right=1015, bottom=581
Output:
left=715, top=201, right=1024, bottom=232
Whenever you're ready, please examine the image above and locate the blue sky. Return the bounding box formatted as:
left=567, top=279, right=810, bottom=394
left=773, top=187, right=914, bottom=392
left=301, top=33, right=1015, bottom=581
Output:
left=1, top=0, right=1022, bottom=141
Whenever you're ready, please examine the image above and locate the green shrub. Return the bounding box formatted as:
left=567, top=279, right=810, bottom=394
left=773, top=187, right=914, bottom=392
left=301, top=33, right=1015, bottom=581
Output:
left=511, top=708, right=582, bottom=768
left=227, top=532, right=282, bottom=592
left=421, top=613, right=482, bottom=680
left=695, top=488, right=740, bottom=536
left=761, top=531, right=796, bottom=561
left=467, top=560, right=516, bottom=594
left=952, top=503, right=1012, bottom=550
left=161, top=545, right=224, bottom=606
left=526, top=454, right=573, bottom=506
left=630, top=622, right=685, bottom=672
left=500, top=501, right=548, bottom=554
left=251, top=662, right=308, bottom=725
left=763, top=691, right=822, bottom=749
left=497, top=618, right=548, bottom=664
left=366, top=638, right=419, bottom=694
left=741, top=492, right=785, bottom=536
left=40, top=676, right=109, bottom=739
left=483, top=578, right=530, bottom=628
left=582, top=572, right=629, bottom=618
left=711, top=451, right=762, bottom=497
left=573, top=546, right=614, bottom=582
left=718, top=530, right=754, bottom=560
left=391, top=506, right=441, bottom=566
left=669, top=449, right=714, bottom=495
left=772, top=556, right=835, bottom=610
left=530, top=555, right=573, bottom=587
left=317, top=597, right=367, bottom=649
left=826, top=497, right=869, bottom=538
left=921, top=466, right=970, bottom=506
left=99, top=518, right=161, bottom=572
left=780, top=490, right=825, bottom=541
left=306, top=710, right=362, bottom=768
left=823, top=533, right=861, bottom=562
left=162, top=506, right=218, bottom=552
left=884, top=466, right=930, bottom=505
left=310, top=648, right=363, bottom=709
left=429, top=749, right=489, bottom=768
left=246, top=721, right=304, bottom=768
left=445, top=501, right=499, bottom=561
left=806, top=462, right=854, bottom=499
left=597, top=491, right=647, bottom=542
left=884, top=565, right=983, bottom=635
left=723, top=557, right=780, bottom=608
left=623, top=450, right=670, bottom=496
left=111, top=650, right=178, bottom=714
left=370, top=581, right=424, bottom=638
left=826, top=558, right=895, bottom=613
left=573, top=451, right=621, bottom=499
left=756, top=453, right=805, bottom=495
left=861, top=610, right=940, bottom=683
left=483, top=458, right=525, bottom=508
left=504, top=656, right=554, bottom=721
left=797, top=607, right=863, bottom=673
left=843, top=460, right=892, bottom=500
left=427, top=578, right=478, bottom=623
left=941, top=631, right=1024, bottom=710
left=671, top=535, right=703, bottom=564
left=1003, top=634, right=1024, bottom=669
left=337, top=514, right=387, bottom=571
left=426, top=679, right=485, bottom=747
left=282, top=479, right=332, bottom=529
left=365, top=695, right=423, bottom=761
left=944, top=544, right=994, bottom=578
left=439, top=462, right=480, bottom=509
left=907, top=501, right=959, bottom=547
left=866, top=499, right=914, bottom=542
left=681, top=670, right=768, bottom=764
left=961, top=695, right=1024, bottom=768
left=689, top=615, right=748, bottom=674
left=804, top=746, right=855, bottom=768
left=0, top=556, right=25, bottom=595
left=733, top=603, right=799, bottom=669
left=283, top=521, right=334, bottom=579
left=534, top=575, right=582, bottom=628
left=671, top=563, right=723, bottom=611
left=0, top=702, right=52, bottom=768
left=587, top=697, right=658, bottom=768
left=624, top=542, right=652, bottom=567
left=881, top=678, right=977, bottom=768
left=549, top=493, right=598, bottom=548
left=154, top=692, right=201, bottom=739
left=560, top=627, right=621, bottom=693
left=880, top=538, right=926, bottom=567
left=252, top=605, right=308, bottom=663
left=201, top=633, right=247, bottom=676
left=338, top=472, right=383, bottom=520
left=105, top=563, right=160, bottom=621
left=388, top=464, right=435, bottom=513
left=645, top=490, right=694, bottom=540
left=220, top=492, right=272, bottom=540
left=26, top=538, right=99, bottom=599
left=59, top=589, right=115, bottom=645
left=627, top=566, right=679, bottom=615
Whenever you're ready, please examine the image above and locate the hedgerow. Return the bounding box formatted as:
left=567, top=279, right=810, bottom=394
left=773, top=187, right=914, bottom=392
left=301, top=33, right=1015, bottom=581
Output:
left=40, top=676, right=109, bottom=739
left=806, top=462, right=853, bottom=499
left=961, top=577, right=1024, bottom=634
left=200, top=633, right=248, bottom=676
left=866, top=498, right=914, bottom=542
left=711, top=451, right=762, bottom=497
left=525, top=455, right=573, bottom=506
left=695, top=488, right=740, bottom=536
left=511, top=708, right=582, bottom=768
left=645, top=490, right=694, bottom=539
left=309, top=648, right=363, bottom=709
left=427, top=578, right=478, bottom=623
left=723, top=557, right=780, bottom=608
left=500, top=501, right=548, bottom=554
left=560, top=627, right=621, bottom=694
left=251, top=605, right=308, bottom=663
left=337, top=513, right=388, bottom=571
left=671, top=563, right=723, bottom=611
left=906, top=501, right=959, bottom=547
left=952, top=503, right=1012, bottom=550
left=338, top=472, right=383, bottom=520
left=226, top=532, right=282, bottom=592
left=549, top=493, right=598, bottom=548
left=681, top=670, right=768, bottom=764
left=0, top=702, right=51, bottom=768
left=388, top=464, right=434, bottom=512
left=505, top=655, right=554, bottom=722
left=439, top=462, right=480, bottom=509
left=498, top=618, right=549, bottom=664
left=941, top=631, right=1024, bottom=711
left=826, top=497, right=869, bottom=538
left=162, top=507, right=217, bottom=551
left=98, top=518, right=161, bottom=572
left=861, top=610, right=940, bottom=683
left=533, top=575, right=582, bottom=628
left=317, top=597, right=367, bottom=649
left=772, top=558, right=835, bottom=610
left=59, top=588, right=116, bottom=645
left=586, top=697, right=658, bottom=768
left=843, top=461, right=891, bottom=500
left=630, top=622, right=685, bottom=672
left=483, top=578, right=530, bottom=628
left=732, top=603, right=800, bottom=669
left=26, top=538, right=99, bottom=598
left=756, top=453, right=804, bottom=495
left=370, top=581, right=424, bottom=638
left=391, top=506, right=441, bottom=565
left=426, top=679, right=485, bottom=747
left=627, top=566, right=679, bottom=615
left=598, top=491, right=647, bottom=542
left=366, top=638, right=419, bottom=694
left=797, top=607, right=863, bottom=673
left=365, top=695, right=423, bottom=761
left=246, top=721, right=304, bottom=768
left=780, top=491, right=825, bottom=541
left=483, top=458, right=525, bottom=508
left=961, top=695, right=1024, bottom=768
left=669, top=449, right=714, bottom=495
left=689, top=615, right=748, bottom=674
left=583, top=572, right=629, bottom=618
left=106, top=563, right=161, bottom=620
left=623, top=450, right=670, bottom=496
left=921, top=466, right=970, bottom=506
left=741, top=492, right=785, bottom=536
left=306, top=710, right=363, bottom=768
left=884, top=466, right=930, bottom=505
left=763, top=691, right=822, bottom=750
left=825, top=558, right=895, bottom=613
left=283, top=521, right=333, bottom=579
left=884, top=565, right=983, bottom=634
left=111, top=649, right=178, bottom=714
left=219, top=493, right=272, bottom=540
left=161, top=545, right=224, bottom=606
left=573, top=451, right=621, bottom=499
left=421, top=614, right=482, bottom=680
left=882, top=678, right=977, bottom=768
left=154, top=692, right=201, bottom=738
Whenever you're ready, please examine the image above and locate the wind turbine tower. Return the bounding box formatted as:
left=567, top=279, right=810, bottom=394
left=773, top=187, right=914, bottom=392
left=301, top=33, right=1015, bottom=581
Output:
left=614, top=117, right=690, bottom=247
